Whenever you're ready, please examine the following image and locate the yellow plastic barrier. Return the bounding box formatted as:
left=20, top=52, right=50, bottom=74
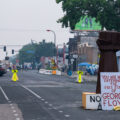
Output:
left=11, top=69, right=19, bottom=82
left=77, top=71, right=83, bottom=83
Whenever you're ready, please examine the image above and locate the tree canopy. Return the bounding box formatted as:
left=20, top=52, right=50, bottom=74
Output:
left=18, top=40, right=56, bottom=64
left=56, top=0, right=120, bottom=31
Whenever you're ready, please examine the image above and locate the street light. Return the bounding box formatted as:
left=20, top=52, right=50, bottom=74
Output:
left=46, top=29, right=57, bottom=61
left=46, top=30, right=56, bottom=46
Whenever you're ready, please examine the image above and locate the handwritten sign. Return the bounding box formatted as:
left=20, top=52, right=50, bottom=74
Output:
left=101, top=72, right=120, bottom=110
left=86, top=94, right=101, bottom=109
left=82, top=92, right=101, bottom=109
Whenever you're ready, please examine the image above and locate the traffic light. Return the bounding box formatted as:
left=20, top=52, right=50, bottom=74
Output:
left=3, top=46, right=6, bottom=51
left=12, top=49, right=14, bottom=54
left=5, top=56, right=9, bottom=60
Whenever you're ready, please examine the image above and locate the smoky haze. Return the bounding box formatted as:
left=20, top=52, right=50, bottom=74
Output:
left=0, top=0, right=73, bottom=59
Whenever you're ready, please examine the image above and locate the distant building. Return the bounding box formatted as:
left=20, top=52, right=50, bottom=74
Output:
left=77, top=32, right=99, bottom=64
left=67, top=37, right=79, bottom=71
left=78, top=42, right=98, bottom=63
left=68, top=31, right=99, bottom=71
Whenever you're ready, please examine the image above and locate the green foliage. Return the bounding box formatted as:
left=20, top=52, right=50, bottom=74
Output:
left=18, top=40, right=56, bottom=64
left=19, top=44, right=36, bottom=64
left=56, top=0, right=120, bottom=31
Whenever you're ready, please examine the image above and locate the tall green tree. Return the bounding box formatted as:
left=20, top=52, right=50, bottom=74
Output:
left=35, top=41, right=55, bottom=59
left=19, top=44, right=36, bottom=64
left=18, top=40, right=56, bottom=64
left=56, top=0, right=120, bottom=31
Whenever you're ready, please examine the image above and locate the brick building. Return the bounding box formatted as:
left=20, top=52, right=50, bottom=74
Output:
left=78, top=42, right=98, bottom=63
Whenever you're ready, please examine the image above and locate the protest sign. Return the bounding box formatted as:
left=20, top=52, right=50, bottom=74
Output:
left=101, top=72, right=120, bottom=110
left=82, top=92, right=101, bottom=109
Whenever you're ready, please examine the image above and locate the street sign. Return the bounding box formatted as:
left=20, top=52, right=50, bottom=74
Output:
left=26, top=50, right=35, bottom=54
left=101, top=72, right=120, bottom=110
left=73, top=54, right=78, bottom=58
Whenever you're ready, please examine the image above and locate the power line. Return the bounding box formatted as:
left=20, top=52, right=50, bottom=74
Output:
left=0, top=29, right=44, bottom=32
left=0, top=45, right=24, bottom=47
left=0, top=28, right=70, bottom=32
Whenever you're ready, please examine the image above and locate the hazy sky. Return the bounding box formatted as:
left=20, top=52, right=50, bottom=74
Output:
left=0, top=0, right=73, bottom=59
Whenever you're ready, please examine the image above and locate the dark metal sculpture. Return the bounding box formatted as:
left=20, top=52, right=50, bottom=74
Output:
left=96, top=31, right=120, bottom=93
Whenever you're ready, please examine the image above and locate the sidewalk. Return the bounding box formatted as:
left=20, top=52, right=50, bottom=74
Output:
left=62, top=72, right=97, bottom=82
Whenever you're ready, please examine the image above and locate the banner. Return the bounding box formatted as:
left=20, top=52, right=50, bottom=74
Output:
left=75, top=16, right=101, bottom=31
left=101, top=72, right=120, bottom=110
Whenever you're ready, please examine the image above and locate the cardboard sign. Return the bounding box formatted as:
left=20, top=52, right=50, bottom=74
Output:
left=82, top=92, right=101, bottom=109
left=86, top=94, right=101, bottom=109
left=101, top=72, right=120, bottom=110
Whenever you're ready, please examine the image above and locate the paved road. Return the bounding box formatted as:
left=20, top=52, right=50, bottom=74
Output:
left=0, top=70, right=119, bottom=120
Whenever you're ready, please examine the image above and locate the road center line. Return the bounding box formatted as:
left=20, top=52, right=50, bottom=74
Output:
left=16, top=118, right=20, bottom=120
left=64, top=114, right=70, bottom=117
left=20, top=84, right=41, bottom=99
left=11, top=106, right=15, bottom=109
left=59, top=110, right=63, bottom=113
left=0, top=86, right=9, bottom=101
left=13, top=110, right=16, bottom=113
left=14, top=114, right=18, bottom=117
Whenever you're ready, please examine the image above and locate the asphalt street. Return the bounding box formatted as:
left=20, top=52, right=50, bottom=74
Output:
left=0, top=70, right=120, bottom=120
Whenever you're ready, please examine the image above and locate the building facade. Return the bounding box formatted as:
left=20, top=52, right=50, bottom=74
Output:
left=68, top=31, right=99, bottom=71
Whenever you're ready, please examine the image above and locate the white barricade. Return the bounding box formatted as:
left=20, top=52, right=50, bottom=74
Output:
left=39, top=69, right=52, bottom=75
left=39, top=69, right=61, bottom=75
left=44, top=70, right=52, bottom=75
left=56, top=70, right=61, bottom=75
left=39, top=69, right=45, bottom=74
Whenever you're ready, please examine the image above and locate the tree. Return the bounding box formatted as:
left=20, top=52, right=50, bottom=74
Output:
left=35, top=41, right=55, bottom=59
left=19, top=44, right=36, bottom=64
left=18, top=40, right=56, bottom=64
left=56, top=0, right=120, bottom=31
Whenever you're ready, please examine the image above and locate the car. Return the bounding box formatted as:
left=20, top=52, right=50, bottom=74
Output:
left=0, top=65, right=6, bottom=76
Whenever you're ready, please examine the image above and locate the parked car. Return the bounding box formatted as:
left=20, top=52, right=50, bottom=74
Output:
left=0, top=65, right=6, bottom=76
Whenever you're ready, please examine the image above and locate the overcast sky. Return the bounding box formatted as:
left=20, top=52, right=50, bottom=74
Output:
left=0, top=0, right=73, bottom=59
